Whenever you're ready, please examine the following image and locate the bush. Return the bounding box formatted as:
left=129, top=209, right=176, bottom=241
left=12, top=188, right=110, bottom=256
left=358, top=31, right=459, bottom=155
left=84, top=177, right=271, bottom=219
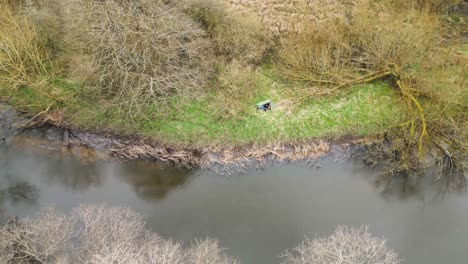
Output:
left=0, top=208, right=76, bottom=264
left=65, top=0, right=215, bottom=109
left=1, top=207, right=402, bottom=264
left=282, top=226, right=400, bottom=264
left=0, top=205, right=238, bottom=264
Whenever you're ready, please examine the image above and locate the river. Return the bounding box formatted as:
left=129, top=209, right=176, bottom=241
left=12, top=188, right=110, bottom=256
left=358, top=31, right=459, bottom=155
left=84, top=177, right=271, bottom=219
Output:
left=1, top=125, right=467, bottom=264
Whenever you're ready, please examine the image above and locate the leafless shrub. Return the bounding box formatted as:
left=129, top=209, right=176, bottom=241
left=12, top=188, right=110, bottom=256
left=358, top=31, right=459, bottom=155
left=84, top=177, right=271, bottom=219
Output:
left=282, top=226, right=400, bottom=264
left=0, top=208, right=77, bottom=264
left=65, top=0, right=215, bottom=113
left=72, top=204, right=147, bottom=263
left=187, top=239, right=239, bottom=264
left=0, top=205, right=237, bottom=264
left=142, top=233, right=185, bottom=264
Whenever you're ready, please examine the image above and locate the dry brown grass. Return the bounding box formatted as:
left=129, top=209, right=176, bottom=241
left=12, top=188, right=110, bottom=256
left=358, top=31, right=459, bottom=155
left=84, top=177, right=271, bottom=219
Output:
left=227, top=0, right=461, bottom=35
left=227, top=0, right=350, bottom=35
left=181, top=0, right=271, bottom=63
left=278, top=0, right=438, bottom=82
left=210, top=61, right=266, bottom=119
left=0, top=0, right=57, bottom=100
left=388, top=0, right=462, bottom=12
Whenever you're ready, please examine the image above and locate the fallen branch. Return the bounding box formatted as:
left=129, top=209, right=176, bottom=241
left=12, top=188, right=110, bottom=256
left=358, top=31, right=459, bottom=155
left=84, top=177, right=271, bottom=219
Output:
left=17, top=102, right=53, bottom=129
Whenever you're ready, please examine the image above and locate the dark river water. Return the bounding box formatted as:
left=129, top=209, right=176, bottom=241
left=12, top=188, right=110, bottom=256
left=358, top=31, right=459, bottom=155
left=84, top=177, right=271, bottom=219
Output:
left=1, top=128, right=467, bottom=264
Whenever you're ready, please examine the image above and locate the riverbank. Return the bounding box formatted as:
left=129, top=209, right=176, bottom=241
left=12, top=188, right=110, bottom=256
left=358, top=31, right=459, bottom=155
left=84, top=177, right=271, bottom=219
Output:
left=0, top=0, right=466, bottom=173
left=3, top=101, right=454, bottom=177
left=1, top=102, right=337, bottom=171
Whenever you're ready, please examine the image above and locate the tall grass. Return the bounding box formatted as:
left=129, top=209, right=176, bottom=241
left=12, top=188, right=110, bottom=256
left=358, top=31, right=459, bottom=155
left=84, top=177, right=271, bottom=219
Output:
left=178, top=0, right=273, bottom=119
left=210, top=61, right=267, bottom=120
left=388, top=0, right=462, bottom=12
left=278, top=0, right=438, bottom=82
left=180, top=0, right=271, bottom=63
left=0, top=0, right=54, bottom=97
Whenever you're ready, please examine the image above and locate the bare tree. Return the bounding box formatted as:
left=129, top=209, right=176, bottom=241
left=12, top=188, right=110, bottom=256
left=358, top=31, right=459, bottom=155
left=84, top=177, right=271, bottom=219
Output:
left=0, top=205, right=238, bottom=264
left=0, top=208, right=77, bottom=264
left=65, top=0, right=215, bottom=116
left=187, top=239, right=239, bottom=264
left=72, top=205, right=147, bottom=263
left=143, top=233, right=185, bottom=264
left=282, top=226, right=400, bottom=264
left=1, top=207, right=401, bottom=264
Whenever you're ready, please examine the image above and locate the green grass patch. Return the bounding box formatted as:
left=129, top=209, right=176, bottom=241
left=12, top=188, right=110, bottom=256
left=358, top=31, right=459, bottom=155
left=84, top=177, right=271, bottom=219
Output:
left=1, top=69, right=406, bottom=147
left=66, top=77, right=406, bottom=146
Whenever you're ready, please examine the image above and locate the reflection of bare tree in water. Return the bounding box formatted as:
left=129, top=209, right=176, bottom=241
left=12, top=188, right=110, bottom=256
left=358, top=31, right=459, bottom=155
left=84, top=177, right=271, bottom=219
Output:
left=8, top=136, right=105, bottom=191
left=119, top=161, right=193, bottom=201
left=432, top=158, right=467, bottom=198
left=373, top=173, right=425, bottom=201
left=352, top=146, right=466, bottom=200
left=0, top=182, right=39, bottom=223
left=3, top=182, right=39, bottom=204
left=1, top=114, right=107, bottom=192
left=373, top=169, right=466, bottom=201
left=0, top=144, right=39, bottom=222
left=0, top=175, right=40, bottom=223
left=41, top=147, right=104, bottom=191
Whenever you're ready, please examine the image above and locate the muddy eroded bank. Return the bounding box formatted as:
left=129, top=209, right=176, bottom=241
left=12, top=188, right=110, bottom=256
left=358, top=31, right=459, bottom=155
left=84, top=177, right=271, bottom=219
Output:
left=2, top=102, right=463, bottom=179
left=0, top=103, right=334, bottom=172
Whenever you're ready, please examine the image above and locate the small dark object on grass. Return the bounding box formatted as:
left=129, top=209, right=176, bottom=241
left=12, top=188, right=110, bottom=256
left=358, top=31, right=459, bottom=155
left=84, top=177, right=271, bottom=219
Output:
left=256, top=99, right=272, bottom=111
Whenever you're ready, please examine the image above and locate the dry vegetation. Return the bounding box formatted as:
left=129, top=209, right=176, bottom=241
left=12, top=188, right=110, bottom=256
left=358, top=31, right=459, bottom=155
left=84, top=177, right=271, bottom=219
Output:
left=64, top=0, right=215, bottom=116
left=178, top=0, right=273, bottom=119
left=226, top=0, right=467, bottom=174
left=0, top=0, right=60, bottom=102
left=227, top=0, right=351, bottom=35
left=0, top=0, right=466, bottom=174
left=181, top=0, right=271, bottom=63
left=227, top=0, right=461, bottom=34
left=0, top=205, right=400, bottom=264
left=282, top=226, right=400, bottom=264
left=0, top=205, right=238, bottom=264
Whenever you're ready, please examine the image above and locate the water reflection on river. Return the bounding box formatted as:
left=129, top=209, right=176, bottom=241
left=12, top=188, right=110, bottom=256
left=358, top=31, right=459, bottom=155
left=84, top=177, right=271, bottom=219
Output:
left=0, top=131, right=467, bottom=264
